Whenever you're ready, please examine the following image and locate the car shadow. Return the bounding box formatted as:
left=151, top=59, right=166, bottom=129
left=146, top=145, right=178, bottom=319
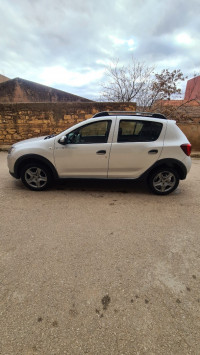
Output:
left=53, top=178, right=149, bottom=195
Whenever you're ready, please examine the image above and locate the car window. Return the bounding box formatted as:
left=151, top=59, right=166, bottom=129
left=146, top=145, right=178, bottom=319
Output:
left=118, top=120, right=163, bottom=142
left=67, top=120, right=112, bottom=144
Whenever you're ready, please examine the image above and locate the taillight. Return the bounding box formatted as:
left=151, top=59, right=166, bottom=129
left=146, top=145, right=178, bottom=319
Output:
left=180, top=144, right=192, bottom=156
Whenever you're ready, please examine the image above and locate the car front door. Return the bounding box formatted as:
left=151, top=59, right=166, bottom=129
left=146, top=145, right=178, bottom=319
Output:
left=54, top=119, right=114, bottom=178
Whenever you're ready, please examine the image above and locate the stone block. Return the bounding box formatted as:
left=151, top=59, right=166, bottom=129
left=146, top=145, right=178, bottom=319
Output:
left=85, top=114, right=92, bottom=119
left=64, top=114, right=72, bottom=120
left=7, top=130, right=16, bottom=134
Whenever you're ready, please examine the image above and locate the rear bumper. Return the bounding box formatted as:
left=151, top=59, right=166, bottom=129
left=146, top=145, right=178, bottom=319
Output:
left=182, top=156, right=192, bottom=174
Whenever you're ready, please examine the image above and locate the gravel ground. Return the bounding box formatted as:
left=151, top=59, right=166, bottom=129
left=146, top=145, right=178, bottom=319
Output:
left=0, top=151, right=200, bottom=355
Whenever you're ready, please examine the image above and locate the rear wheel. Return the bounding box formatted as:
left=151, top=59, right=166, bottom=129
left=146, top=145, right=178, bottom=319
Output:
left=148, top=168, right=179, bottom=195
left=20, top=163, right=52, bottom=191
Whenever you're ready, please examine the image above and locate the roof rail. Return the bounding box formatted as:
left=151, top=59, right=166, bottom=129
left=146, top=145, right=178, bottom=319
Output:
left=93, top=111, right=167, bottom=119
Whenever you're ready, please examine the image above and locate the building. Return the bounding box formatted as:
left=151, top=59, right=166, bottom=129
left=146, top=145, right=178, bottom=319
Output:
left=0, top=74, right=10, bottom=83
left=0, top=76, right=92, bottom=103
left=184, top=76, right=200, bottom=101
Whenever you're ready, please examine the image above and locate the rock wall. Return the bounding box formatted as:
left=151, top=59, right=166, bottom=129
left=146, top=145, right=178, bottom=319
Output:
left=179, top=124, right=200, bottom=150
left=0, top=102, right=136, bottom=145
left=152, top=101, right=200, bottom=150
left=0, top=101, right=199, bottom=150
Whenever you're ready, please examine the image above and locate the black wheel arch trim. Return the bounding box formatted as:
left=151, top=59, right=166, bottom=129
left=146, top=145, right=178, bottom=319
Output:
left=13, top=154, right=58, bottom=179
left=140, top=158, right=187, bottom=181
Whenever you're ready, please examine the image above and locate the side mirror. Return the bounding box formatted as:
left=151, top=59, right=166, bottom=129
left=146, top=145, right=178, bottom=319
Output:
left=58, top=135, right=67, bottom=145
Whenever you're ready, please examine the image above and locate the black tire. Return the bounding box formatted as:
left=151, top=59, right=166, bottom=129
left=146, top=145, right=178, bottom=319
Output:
left=148, top=167, right=179, bottom=195
left=20, top=163, right=52, bottom=191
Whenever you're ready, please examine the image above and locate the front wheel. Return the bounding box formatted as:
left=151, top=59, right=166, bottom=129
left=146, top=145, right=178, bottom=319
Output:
left=20, top=163, right=52, bottom=191
left=148, top=168, right=179, bottom=195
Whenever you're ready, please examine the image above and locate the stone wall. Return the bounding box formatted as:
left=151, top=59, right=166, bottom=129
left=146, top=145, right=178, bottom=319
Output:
left=178, top=124, right=200, bottom=151
left=0, top=101, right=200, bottom=150
left=156, top=100, right=200, bottom=107
left=0, top=102, right=136, bottom=145
left=152, top=101, right=200, bottom=150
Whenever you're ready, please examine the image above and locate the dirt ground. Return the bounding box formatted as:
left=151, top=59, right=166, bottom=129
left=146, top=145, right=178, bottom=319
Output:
left=0, top=151, right=200, bottom=355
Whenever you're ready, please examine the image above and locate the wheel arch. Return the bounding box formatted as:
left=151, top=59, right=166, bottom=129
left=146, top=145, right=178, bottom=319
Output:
left=144, top=158, right=187, bottom=181
left=14, top=154, right=58, bottom=179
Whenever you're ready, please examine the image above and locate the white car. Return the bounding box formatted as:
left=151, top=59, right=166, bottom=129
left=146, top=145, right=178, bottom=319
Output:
left=7, top=111, right=192, bottom=195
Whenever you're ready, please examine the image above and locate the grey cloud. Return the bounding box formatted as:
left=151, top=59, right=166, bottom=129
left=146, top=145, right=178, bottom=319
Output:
left=0, top=0, right=199, bottom=99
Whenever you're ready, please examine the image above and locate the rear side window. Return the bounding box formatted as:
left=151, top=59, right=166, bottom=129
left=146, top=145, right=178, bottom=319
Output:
left=118, top=120, right=163, bottom=142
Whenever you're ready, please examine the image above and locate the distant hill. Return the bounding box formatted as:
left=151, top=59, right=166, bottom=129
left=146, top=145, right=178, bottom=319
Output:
left=0, top=77, right=92, bottom=103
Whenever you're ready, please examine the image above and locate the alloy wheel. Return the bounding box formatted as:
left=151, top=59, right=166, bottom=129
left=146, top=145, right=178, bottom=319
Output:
left=24, top=167, right=48, bottom=189
left=152, top=171, right=176, bottom=193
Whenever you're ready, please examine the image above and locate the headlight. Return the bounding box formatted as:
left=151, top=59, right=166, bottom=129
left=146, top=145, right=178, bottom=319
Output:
left=8, top=146, right=15, bottom=155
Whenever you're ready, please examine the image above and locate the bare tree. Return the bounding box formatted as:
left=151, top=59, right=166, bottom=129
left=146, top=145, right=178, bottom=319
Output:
left=100, top=58, right=154, bottom=103
left=100, top=59, right=186, bottom=109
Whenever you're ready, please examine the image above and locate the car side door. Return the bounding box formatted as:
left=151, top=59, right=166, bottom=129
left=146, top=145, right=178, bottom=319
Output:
left=54, top=119, right=115, bottom=178
left=108, top=118, right=166, bottom=178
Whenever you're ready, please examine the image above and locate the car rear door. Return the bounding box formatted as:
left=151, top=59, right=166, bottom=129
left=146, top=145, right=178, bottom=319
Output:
left=108, top=117, right=167, bottom=178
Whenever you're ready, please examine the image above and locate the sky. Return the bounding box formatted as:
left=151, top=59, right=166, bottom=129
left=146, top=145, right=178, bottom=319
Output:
left=0, top=0, right=200, bottom=100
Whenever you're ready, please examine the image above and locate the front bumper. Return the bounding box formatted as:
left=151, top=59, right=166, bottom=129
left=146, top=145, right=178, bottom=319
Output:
left=9, top=171, right=19, bottom=179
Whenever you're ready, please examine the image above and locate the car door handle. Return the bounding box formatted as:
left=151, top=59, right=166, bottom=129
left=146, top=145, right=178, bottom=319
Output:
left=148, top=149, right=158, bottom=154
left=96, top=150, right=106, bottom=155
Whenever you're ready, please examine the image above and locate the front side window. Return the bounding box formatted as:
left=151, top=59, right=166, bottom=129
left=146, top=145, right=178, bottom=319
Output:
left=118, top=120, right=163, bottom=142
left=67, top=120, right=111, bottom=144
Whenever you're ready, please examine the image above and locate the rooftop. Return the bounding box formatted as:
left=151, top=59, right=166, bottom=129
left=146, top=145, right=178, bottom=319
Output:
left=0, top=76, right=92, bottom=103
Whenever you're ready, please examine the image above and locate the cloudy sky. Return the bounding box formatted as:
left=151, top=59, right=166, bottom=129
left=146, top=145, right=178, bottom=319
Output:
left=0, top=0, right=199, bottom=100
